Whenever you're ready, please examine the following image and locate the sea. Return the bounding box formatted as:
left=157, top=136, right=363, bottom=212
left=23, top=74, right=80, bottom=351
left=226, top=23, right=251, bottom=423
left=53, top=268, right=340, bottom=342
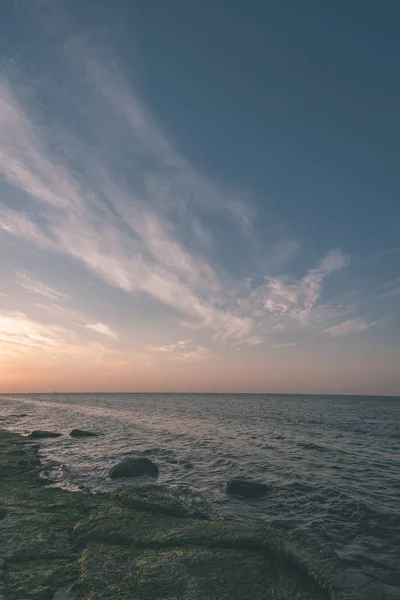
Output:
left=0, top=393, right=399, bottom=600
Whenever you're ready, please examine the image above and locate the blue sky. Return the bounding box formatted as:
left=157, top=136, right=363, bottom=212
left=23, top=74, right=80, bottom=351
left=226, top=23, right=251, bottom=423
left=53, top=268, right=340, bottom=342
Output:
left=0, top=1, right=399, bottom=394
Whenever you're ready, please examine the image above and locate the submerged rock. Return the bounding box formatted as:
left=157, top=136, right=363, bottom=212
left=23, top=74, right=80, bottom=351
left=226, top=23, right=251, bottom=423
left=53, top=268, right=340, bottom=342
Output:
left=109, top=457, right=159, bottom=479
left=69, top=429, right=98, bottom=438
left=27, top=430, right=62, bottom=439
left=113, top=484, right=211, bottom=519
left=226, top=478, right=269, bottom=498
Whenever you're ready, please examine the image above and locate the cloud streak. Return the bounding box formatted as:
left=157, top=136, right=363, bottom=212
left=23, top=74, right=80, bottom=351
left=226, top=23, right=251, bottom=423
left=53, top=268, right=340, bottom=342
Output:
left=323, top=318, right=382, bottom=336
left=16, top=272, right=68, bottom=301
left=87, top=322, right=118, bottom=340
left=0, top=310, right=119, bottom=367
left=0, top=311, right=62, bottom=352
left=148, top=339, right=212, bottom=361
left=0, top=58, right=255, bottom=342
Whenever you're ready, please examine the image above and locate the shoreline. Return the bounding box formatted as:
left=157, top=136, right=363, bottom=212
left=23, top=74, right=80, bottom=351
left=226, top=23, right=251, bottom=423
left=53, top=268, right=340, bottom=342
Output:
left=0, top=429, right=334, bottom=600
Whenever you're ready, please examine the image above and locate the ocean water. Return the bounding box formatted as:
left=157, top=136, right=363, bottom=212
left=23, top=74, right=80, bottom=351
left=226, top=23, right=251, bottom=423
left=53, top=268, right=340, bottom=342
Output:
left=0, top=393, right=399, bottom=600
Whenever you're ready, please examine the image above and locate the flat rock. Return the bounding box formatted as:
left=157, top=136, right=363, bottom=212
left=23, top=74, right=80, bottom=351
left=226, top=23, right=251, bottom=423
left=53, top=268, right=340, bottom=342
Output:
left=226, top=478, right=269, bottom=498
left=113, top=484, right=211, bottom=519
left=109, top=457, right=159, bottom=479
left=69, top=429, right=98, bottom=437
left=27, top=431, right=62, bottom=439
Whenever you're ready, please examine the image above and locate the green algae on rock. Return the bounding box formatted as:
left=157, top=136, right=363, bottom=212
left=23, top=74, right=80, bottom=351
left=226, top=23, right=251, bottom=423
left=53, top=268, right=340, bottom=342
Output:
left=0, top=430, right=336, bottom=600
left=113, top=483, right=212, bottom=519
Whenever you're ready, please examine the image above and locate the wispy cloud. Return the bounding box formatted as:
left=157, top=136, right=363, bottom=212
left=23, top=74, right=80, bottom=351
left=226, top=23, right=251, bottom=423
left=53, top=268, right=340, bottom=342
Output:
left=0, top=310, right=113, bottom=362
left=377, top=278, right=400, bottom=299
left=148, top=339, right=212, bottom=361
left=86, top=322, right=118, bottom=340
left=153, top=340, right=192, bottom=352
left=0, top=311, right=62, bottom=352
left=171, top=346, right=212, bottom=361
left=246, top=336, right=267, bottom=345
left=0, top=40, right=368, bottom=353
left=16, top=272, right=68, bottom=301
left=323, top=318, right=382, bottom=336
left=0, top=57, right=256, bottom=343
left=0, top=206, right=54, bottom=249
left=373, top=248, right=400, bottom=261
left=241, top=250, right=349, bottom=328
left=263, top=249, right=347, bottom=323
left=271, top=342, right=298, bottom=348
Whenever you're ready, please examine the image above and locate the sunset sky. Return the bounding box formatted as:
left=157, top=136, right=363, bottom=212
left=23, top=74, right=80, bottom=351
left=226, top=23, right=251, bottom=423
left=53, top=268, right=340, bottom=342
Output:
left=0, top=1, right=399, bottom=395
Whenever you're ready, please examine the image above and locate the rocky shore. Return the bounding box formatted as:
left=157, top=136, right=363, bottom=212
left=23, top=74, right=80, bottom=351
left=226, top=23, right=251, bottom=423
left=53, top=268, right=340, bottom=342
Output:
left=0, top=429, right=334, bottom=600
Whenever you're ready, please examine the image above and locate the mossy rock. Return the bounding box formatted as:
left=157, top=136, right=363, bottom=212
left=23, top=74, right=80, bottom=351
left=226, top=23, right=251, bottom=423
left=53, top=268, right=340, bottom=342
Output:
left=5, top=558, right=78, bottom=600
left=73, top=492, right=331, bottom=599
left=0, top=430, right=334, bottom=600
left=80, top=542, right=327, bottom=600
left=113, top=484, right=212, bottom=519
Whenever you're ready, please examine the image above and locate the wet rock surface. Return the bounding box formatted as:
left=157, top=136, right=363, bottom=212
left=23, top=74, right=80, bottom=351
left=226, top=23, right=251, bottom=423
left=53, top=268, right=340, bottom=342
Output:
left=27, top=431, right=63, bottom=439
left=0, top=430, right=334, bottom=600
left=69, top=430, right=98, bottom=437
left=109, top=456, right=159, bottom=479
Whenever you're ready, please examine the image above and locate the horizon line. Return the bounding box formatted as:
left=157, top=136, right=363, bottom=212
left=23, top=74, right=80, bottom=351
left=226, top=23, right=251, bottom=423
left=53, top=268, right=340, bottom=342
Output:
left=0, top=391, right=399, bottom=398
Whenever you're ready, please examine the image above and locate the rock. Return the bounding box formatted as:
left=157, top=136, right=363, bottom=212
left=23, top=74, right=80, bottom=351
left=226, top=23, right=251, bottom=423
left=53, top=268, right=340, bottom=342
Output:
left=0, top=429, right=331, bottom=600
left=52, top=587, right=78, bottom=599
left=109, top=457, right=159, bottom=479
left=17, top=457, right=40, bottom=466
left=226, top=479, right=269, bottom=498
left=27, top=431, right=62, bottom=439
left=69, top=429, right=98, bottom=437
left=36, top=586, right=55, bottom=599
left=113, top=484, right=211, bottom=519
left=27, top=443, right=40, bottom=452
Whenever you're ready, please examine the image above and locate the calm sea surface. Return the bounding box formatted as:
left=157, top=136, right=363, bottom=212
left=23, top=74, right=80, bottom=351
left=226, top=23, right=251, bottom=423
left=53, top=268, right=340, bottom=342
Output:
left=1, top=393, right=399, bottom=600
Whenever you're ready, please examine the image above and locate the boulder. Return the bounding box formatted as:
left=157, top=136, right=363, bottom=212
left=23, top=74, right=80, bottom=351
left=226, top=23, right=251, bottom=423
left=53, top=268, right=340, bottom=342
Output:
left=226, top=478, right=269, bottom=498
left=109, top=457, right=159, bottom=479
left=27, top=431, right=62, bottom=439
left=70, top=430, right=98, bottom=437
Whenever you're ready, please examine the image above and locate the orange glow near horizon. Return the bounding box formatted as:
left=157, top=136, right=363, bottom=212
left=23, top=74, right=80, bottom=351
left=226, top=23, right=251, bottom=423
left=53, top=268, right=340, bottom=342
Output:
left=1, top=344, right=399, bottom=396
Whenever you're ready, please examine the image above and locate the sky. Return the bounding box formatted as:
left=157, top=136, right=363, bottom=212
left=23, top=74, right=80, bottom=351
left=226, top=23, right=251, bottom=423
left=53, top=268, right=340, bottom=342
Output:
left=0, top=0, right=399, bottom=395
